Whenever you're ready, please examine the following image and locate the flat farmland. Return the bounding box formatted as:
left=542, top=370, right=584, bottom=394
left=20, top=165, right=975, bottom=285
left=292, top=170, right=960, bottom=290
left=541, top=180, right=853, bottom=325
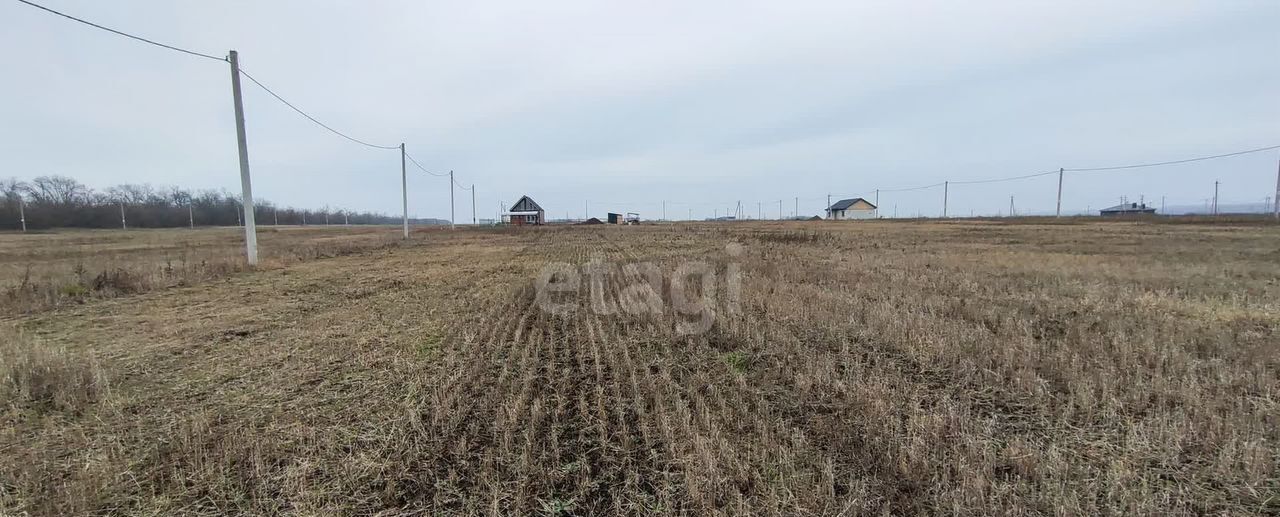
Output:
left=1, top=220, right=1277, bottom=515
left=0, top=225, right=402, bottom=314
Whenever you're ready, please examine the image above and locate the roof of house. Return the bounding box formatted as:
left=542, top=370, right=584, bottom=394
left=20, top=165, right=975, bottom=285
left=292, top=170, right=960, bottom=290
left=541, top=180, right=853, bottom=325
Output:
left=1100, top=203, right=1156, bottom=213
left=828, top=198, right=877, bottom=211
left=509, top=195, right=543, bottom=212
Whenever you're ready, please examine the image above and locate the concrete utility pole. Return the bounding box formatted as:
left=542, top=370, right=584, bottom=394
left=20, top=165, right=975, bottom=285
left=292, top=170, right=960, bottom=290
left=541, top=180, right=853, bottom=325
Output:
left=1273, top=156, right=1279, bottom=220
left=778, top=199, right=782, bottom=220
left=471, top=184, right=476, bottom=225
left=794, top=197, right=798, bottom=219
left=688, top=208, right=692, bottom=221
left=301, top=211, right=306, bottom=226
left=942, top=181, right=949, bottom=218
left=662, top=200, right=666, bottom=221
left=344, top=211, right=349, bottom=225
left=826, top=194, right=831, bottom=219
left=1009, top=196, right=1015, bottom=217
left=1213, top=180, right=1220, bottom=215
left=584, top=200, right=588, bottom=220
left=228, top=50, right=258, bottom=265
left=449, top=170, right=456, bottom=230
left=1056, top=167, right=1064, bottom=217
left=400, top=143, right=408, bottom=239
left=325, top=210, right=330, bottom=225
left=18, top=197, right=26, bottom=233
left=189, top=203, right=195, bottom=228
left=1161, top=196, right=1166, bottom=215
left=758, top=201, right=762, bottom=220
left=874, top=189, right=879, bottom=218
left=273, top=207, right=278, bottom=226
left=120, top=202, right=126, bottom=229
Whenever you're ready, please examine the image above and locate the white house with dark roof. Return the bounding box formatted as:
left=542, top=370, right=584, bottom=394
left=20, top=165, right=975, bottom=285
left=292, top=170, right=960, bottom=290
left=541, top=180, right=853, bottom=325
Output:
left=826, top=198, right=877, bottom=220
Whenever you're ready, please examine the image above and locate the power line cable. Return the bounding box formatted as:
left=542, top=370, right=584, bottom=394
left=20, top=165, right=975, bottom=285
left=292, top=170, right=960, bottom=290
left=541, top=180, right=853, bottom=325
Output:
left=951, top=170, right=1058, bottom=185
left=15, top=0, right=225, bottom=62
left=236, top=69, right=400, bottom=150
left=16, top=0, right=402, bottom=153
left=1064, top=144, right=1280, bottom=172
left=878, top=182, right=945, bottom=193
left=404, top=151, right=450, bottom=177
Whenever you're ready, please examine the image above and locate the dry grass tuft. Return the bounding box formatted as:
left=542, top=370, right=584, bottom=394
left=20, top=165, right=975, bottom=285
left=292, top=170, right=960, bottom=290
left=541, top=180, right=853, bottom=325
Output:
left=0, top=328, right=108, bottom=414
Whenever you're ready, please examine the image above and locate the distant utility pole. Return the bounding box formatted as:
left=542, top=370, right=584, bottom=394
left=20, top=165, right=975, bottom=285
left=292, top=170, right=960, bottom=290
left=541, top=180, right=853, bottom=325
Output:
left=688, top=208, right=692, bottom=221
left=120, top=202, right=127, bottom=229
left=826, top=194, right=831, bottom=219
left=344, top=211, right=349, bottom=225
left=758, top=202, right=762, bottom=220
left=301, top=211, right=306, bottom=226
left=1273, top=156, right=1279, bottom=220
left=794, top=197, right=798, bottom=219
left=228, top=50, right=258, bottom=265
left=1056, top=167, right=1064, bottom=217
left=942, top=181, right=949, bottom=218
left=778, top=200, right=782, bottom=220
left=273, top=207, right=278, bottom=226
left=188, top=203, right=195, bottom=228
left=18, top=197, right=26, bottom=233
left=662, top=200, right=666, bottom=221
left=471, top=184, right=476, bottom=225
left=584, top=200, right=588, bottom=220
left=449, top=170, right=456, bottom=230
left=325, top=210, right=330, bottom=225
left=1161, top=196, right=1166, bottom=215
left=1213, top=180, right=1219, bottom=215
left=874, top=189, right=879, bottom=218
left=1009, top=196, right=1015, bottom=217
left=400, top=143, right=408, bottom=239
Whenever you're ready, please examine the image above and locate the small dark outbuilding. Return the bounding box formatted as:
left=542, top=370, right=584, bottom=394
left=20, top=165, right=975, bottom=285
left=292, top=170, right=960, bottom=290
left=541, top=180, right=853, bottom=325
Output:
left=1100, top=203, right=1156, bottom=217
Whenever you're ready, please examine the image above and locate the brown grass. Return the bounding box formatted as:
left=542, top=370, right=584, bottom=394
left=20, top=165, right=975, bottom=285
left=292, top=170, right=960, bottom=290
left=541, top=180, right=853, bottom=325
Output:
left=0, top=327, right=109, bottom=414
left=0, top=220, right=1276, bottom=515
left=0, top=225, right=405, bottom=315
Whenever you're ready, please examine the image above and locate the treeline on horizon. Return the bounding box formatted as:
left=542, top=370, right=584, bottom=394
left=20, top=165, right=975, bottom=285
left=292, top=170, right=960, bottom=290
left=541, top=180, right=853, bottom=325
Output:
left=1, top=175, right=444, bottom=230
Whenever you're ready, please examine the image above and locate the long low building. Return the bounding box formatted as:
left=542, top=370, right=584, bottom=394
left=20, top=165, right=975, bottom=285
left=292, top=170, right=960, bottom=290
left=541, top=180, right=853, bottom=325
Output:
left=1100, top=202, right=1156, bottom=216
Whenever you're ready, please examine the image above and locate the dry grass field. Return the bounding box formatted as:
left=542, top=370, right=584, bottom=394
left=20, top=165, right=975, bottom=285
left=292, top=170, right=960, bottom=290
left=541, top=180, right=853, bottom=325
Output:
left=0, top=226, right=402, bottom=314
left=1, top=220, right=1277, bottom=515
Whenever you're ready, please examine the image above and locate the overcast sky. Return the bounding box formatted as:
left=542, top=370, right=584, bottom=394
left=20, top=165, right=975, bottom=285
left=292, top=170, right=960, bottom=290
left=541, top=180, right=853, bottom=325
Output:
left=2, top=1, right=1277, bottom=220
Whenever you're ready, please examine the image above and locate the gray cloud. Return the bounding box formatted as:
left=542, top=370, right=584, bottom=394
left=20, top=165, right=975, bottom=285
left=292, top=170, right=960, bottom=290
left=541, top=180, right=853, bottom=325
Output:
left=2, top=1, right=1276, bottom=221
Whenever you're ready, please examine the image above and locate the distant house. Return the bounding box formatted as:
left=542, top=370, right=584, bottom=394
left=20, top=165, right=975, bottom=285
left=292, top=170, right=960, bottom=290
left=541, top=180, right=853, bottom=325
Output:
left=505, top=196, right=545, bottom=225
left=1100, top=202, right=1156, bottom=217
left=826, top=198, right=877, bottom=220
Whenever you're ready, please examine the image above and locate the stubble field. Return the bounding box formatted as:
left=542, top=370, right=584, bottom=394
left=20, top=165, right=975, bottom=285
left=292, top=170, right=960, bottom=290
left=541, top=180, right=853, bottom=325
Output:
left=1, top=219, right=1277, bottom=515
